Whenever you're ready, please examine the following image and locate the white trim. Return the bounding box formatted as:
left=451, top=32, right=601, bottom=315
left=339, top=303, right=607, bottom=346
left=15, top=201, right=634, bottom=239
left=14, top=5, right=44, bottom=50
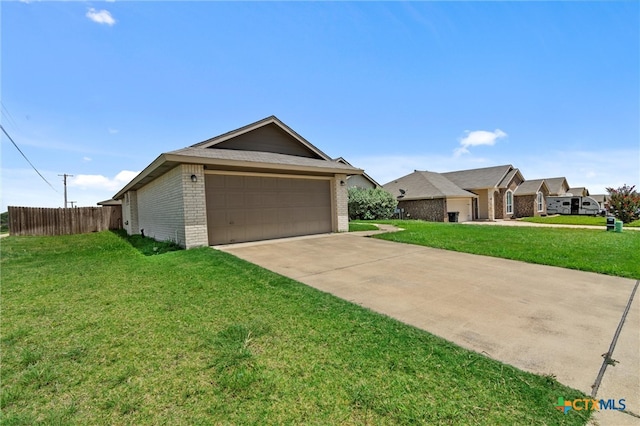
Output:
left=537, top=191, right=544, bottom=212
left=506, top=190, right=514, bottom=214
left=204, top=170, right=333, bottom=180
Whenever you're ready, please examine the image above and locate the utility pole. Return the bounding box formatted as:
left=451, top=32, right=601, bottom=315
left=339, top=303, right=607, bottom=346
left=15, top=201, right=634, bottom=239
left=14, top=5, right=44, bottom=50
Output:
left=69, top=201, right=77, bottom=208
left=58, top=174, right=74, bottom=208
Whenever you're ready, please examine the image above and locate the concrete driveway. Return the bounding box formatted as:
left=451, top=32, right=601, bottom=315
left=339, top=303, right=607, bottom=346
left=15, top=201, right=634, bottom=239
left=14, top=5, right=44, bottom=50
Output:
left=219, top=232, right=639, bottom=424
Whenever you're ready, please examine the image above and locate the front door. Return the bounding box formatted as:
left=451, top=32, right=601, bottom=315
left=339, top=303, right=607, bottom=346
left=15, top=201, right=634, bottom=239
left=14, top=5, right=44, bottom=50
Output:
left=571, top=198, right=580, bottom=215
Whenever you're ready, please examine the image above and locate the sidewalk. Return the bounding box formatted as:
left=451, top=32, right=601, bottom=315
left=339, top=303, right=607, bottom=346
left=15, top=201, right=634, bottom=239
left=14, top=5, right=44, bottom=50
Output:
left=462, top=219, right=640, bottom=231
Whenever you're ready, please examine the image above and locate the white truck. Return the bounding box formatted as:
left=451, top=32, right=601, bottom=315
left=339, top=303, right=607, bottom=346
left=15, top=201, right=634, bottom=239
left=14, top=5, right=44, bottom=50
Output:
left=546, top=196, right=601, bottom=216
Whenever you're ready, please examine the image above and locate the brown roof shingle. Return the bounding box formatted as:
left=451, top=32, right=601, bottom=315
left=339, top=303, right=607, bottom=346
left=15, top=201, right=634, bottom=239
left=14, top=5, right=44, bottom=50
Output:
left=383, top=171, right=477, bottom=200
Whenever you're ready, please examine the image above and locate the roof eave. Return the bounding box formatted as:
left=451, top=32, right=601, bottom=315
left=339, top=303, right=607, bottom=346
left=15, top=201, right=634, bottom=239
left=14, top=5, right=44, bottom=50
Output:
left=113, top=153, right=363, bottom=199
left=113, top=153, right=168, bottom=200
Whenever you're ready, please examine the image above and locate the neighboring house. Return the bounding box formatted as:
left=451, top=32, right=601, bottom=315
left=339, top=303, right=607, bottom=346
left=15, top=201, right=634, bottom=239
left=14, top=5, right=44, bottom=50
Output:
left=568, top=187, right=590, bottom=196
left=543, top=177, right=570, bottom=196
left=513, top=179, right=550, bottom=217
left=113, top=116, right=362, bottom=248
left=590, top=194, right=609, bottom=211
left=441, top=165, right=524, bottom=221
left=383, top=171, right=477, bottom=222
left=334, top=157, right=381, bottom=189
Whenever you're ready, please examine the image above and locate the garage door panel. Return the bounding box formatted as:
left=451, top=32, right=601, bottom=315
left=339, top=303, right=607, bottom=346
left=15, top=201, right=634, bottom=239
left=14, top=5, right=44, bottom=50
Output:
left=224, top=175, right=245, bottom=188
left=205, top=174, right=332, bottom=245
left=227, top=209, right=248, bottom=226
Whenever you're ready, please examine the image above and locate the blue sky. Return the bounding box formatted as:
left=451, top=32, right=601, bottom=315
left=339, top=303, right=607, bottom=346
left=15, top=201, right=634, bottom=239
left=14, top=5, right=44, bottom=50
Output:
left=2, top=1, right=638, bottom=210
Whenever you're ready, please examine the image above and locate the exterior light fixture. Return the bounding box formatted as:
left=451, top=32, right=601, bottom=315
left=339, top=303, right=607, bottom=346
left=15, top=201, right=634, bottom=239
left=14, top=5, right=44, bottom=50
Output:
left=340, top=180, right=346, bottom=186
left=191, top=174, right=198, bottom=182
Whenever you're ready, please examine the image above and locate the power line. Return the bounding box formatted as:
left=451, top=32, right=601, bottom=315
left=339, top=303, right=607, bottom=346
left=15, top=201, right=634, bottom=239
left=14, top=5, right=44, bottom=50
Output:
left=0, top=124, right=59, bottom=193
left=1, top=101, right=20, bottom=131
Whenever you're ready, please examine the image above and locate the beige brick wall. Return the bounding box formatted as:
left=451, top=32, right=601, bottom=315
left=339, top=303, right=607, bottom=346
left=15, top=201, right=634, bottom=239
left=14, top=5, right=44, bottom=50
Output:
left=136, top=164, right=208, bottom=249
left=180, top=164, right=208, bottom=248
left=137, top=165, right=186, bottom=245
left=334, top=174, right=349, bottom=232
left=122, top=190, right=139, bottom=234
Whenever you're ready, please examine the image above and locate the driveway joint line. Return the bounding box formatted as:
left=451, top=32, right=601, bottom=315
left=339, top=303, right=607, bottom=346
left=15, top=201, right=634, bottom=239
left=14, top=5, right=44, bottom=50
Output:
left=294, top=246, right=425, bottom=279
left=590, top=279, right=639, bottom=399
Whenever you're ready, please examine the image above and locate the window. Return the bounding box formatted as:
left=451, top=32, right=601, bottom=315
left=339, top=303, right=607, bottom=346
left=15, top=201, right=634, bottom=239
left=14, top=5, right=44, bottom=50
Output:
left=582, top=201, right=591, bottom=206
left=562, top=201, right=570, bottom=206
left=537, top=192, right=544, bottom=212
left=506, top=190, right=513, bottom=214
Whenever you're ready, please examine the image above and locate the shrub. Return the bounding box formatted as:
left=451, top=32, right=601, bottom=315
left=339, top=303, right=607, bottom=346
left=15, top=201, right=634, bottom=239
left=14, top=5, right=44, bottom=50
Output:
left=606, top=184, right=640, bottom=223
left=348, top=187, right=397, bottom=220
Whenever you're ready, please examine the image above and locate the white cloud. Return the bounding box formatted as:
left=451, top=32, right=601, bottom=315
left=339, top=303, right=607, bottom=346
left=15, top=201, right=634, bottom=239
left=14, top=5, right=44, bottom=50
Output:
left=83, top=156, right=92, bottom=162
left=86, top=8, right=116, bottom=26
left=455, top=129, right=507, bottom=156
left=1, top=169, right=141, bottom=211
left=70, top=170, right=139, bottom=192
left=108, top=128, right=119, bottom=134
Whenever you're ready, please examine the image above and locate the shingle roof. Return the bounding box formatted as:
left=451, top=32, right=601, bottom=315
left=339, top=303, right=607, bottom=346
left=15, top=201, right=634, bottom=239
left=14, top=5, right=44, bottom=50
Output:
left=543, top=177, right=569, bottom=195
left=113, top=117, right=363, bottom=199
left=442, top=164, right=516, bottom=189
left=568, top=187, right=589, bottom=196
left=168, top=147, right=359, bottom=172
left=514, top=179, right=548, bottom=196
left=334, top=157, right=381, bottom=187
left=499, top=168, right=520, bottom=187
left=383, top=171, right=477, bottom=200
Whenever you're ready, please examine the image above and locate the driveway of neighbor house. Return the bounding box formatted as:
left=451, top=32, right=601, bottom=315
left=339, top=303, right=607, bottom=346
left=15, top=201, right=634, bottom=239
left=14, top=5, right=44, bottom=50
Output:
left=219, top=232, right=639, bottom=424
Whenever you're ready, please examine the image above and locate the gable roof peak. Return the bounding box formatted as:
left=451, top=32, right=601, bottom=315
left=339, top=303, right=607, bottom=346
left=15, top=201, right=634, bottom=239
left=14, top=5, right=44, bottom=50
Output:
left=190, top=116, right=331, bottom=160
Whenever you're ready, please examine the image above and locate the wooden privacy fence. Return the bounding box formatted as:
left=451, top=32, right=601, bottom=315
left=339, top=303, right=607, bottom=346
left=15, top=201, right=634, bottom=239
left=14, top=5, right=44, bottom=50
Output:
left=8, top=206, right=122, bottom=236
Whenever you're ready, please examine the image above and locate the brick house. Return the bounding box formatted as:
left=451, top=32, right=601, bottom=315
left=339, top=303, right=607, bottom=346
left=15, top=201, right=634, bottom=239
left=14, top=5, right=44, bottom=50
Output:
left=442, top=165, right=525, bottom=221
left=113, top=116, right=362, bottom=248
left=513, top=179, right=550, bottom=217
left=383, top=171, right=477, bottom=222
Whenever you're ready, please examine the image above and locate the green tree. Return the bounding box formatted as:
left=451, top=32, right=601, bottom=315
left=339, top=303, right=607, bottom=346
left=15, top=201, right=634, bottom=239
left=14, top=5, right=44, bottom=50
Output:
left=606, top=184, right=640, bottom=223
left=348, top=187, right=397, bottom=220
left=1, top=211, right=8, bottom=233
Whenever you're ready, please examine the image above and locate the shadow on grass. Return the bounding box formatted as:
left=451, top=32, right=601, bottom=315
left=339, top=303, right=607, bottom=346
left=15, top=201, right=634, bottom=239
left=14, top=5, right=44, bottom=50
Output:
left=111, top=229, right=183, bottom=256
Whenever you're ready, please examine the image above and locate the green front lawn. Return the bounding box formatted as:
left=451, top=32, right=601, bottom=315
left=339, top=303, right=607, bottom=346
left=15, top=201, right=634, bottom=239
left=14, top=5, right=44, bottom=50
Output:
left=349, top=221, right=379, bottom=232
left=520, top=215, right=640, bottom=227
left=1, top=232, right=589, bottom=425
left=373, top=220, right=640, bottom=279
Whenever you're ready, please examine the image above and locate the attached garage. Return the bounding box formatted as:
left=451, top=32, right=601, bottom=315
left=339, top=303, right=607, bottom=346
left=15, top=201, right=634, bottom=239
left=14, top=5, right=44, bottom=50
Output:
left=445, top=198, right=473, bottom=223
left=114, top=116, right=362, bottom=248
left=205, top=174, right=332, bottom=245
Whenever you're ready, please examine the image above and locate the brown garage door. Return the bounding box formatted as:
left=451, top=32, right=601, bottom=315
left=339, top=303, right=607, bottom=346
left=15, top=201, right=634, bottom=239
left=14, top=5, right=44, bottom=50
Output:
left=205, top=174, right=332, bottom=245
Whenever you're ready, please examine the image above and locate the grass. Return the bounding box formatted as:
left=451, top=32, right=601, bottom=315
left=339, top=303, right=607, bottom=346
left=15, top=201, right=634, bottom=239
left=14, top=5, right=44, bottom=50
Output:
left=0, top=231, right=590, bottom=425
left=349, top=222, right=379, bottom=232
left=519, top=215, right=640, bottom=227
left=113, top=229, right=183, bottom=256
left=372, top=220, right=640, bottom=279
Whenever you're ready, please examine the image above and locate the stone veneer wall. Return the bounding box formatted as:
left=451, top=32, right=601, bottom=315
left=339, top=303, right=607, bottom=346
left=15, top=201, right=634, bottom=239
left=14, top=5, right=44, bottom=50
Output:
left=514, top=194, right=546, bottom=218
left=514, top=195, right=535, bottom=218
left=399, top=199, right=446, bottom=222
